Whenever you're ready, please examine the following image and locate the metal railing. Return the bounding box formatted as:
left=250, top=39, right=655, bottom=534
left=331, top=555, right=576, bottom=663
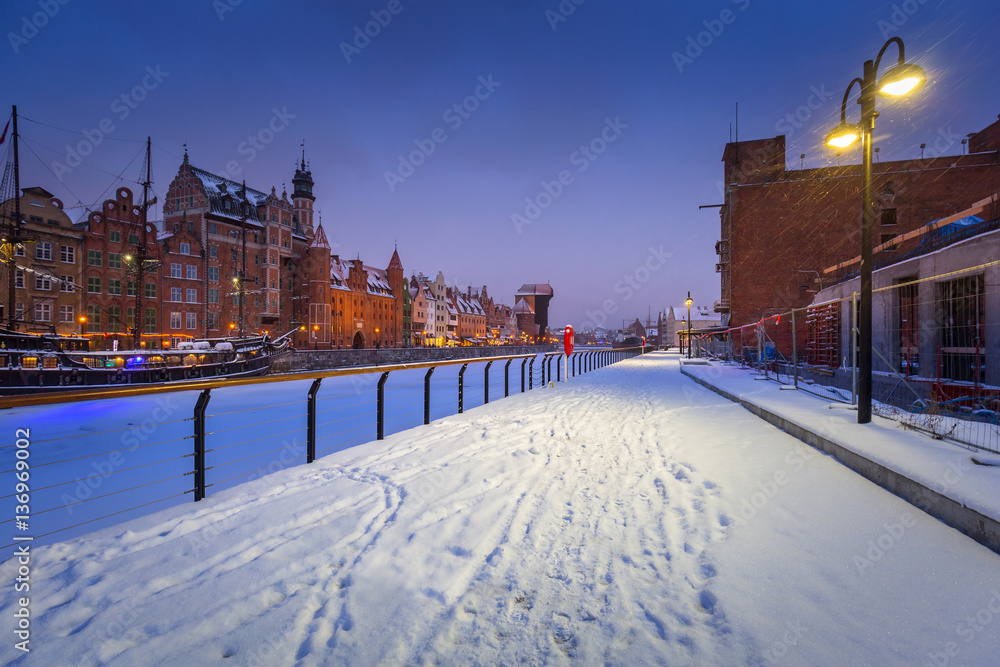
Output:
left=0, top=346, right=645, bottom=552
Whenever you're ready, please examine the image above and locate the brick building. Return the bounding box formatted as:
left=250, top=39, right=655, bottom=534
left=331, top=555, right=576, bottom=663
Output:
left=77, top=187, right=161, bottom=345
left=716, top=113, right=1000, bottom=337
left=0, top=186, right=83, bottom=335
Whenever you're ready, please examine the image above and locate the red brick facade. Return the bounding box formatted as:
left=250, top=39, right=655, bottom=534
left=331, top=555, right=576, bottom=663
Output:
left=718, top=114, right=1000, bottom=337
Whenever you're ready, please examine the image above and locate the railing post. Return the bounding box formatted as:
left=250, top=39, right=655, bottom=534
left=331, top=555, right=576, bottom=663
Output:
left=424, top=366, right=435, bottom=425
left=505, top=359, right=512, bottom=397
left=307, top=378, right=322, bottom=463
left=484, top=360, right=493, bottom=404
left=521, top=358, right=527, bottom=393
left=458, top=363, right=468, bottom=413
left=193, top=389, right=211, bottom=502
left=547, top=355, right=554, bottom=383
left=528, top=357, right=534, bottom=390
left=556, top=354, right=561, bottom=382
left=792, top=309, right=798, bottom=389
left=377, top=371, right=390, bottom=440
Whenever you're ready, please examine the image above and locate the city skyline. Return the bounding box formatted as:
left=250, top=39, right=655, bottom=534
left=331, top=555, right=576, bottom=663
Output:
left=4, top=0, right=999, bottom=330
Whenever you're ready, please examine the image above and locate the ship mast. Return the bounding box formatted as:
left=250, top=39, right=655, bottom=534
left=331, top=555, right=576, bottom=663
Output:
left=6, top=105, right=22, bottom=330
left=238, top=179, right=248, bottom=338
left=133, top=136, right=152, bottom=349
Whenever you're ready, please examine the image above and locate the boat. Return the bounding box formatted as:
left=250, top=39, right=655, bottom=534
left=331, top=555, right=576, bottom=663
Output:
left=611, top=335, right=642, bottom=349
left=0, top=107, right=293, bottom=395
left=0, top=328, right=293, bottom=394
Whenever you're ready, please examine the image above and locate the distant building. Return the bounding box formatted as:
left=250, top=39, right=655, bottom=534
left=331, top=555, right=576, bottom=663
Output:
left=514, top=283, right=553, bottom=343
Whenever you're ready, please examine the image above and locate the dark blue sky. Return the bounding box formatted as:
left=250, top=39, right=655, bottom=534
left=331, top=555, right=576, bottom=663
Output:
left=4, top=0, right=998, bottom=329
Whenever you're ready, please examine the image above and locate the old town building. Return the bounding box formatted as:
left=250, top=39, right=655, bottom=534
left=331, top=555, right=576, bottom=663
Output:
left=0, top=186, right=84, bottom=335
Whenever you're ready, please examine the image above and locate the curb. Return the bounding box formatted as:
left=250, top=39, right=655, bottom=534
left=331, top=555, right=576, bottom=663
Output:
left=680, top=365, right=1000, bottom=556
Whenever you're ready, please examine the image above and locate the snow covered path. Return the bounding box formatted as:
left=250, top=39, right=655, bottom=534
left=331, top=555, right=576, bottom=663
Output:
left=4, top=352, right=1000, bottom=666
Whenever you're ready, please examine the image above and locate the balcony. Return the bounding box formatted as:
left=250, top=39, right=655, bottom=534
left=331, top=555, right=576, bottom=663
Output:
left=715, top=262, right=728, bottom=273
left=714, top=239, right=729, bottom=255
left=714, top=299, right=730, bottom=313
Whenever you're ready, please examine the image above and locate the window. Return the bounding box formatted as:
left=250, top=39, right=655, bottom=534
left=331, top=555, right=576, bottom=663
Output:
left=171, top=263, right=182, bottom=278
left=106, top=306, right=123, bottom=332
left=128, top=233, right=138, bottom=246
left=186, top=312, right=197, bottom=329
left=109, top=230, right=121, bottom=243
left=881, top=208, right=897, bottom=226
left=207, top=312, right=220, bottom=330
left=186, top=288, right=197, bottom=303
left=87, top=250, right=102, bottom=266
left=14, top=270, right=24, bottom=289
left=60, top=245, right=75, bottom=263
left=34, top=275, right=51, bottom=290
left=29, top=215, right=43, bottom=223
left=939, top=276, right=985, bottom=382
left=209, top=223, right=218, bottom=235
left=170, top=287, right=182, bottom=302
left=186, top=265, right=197, bottom=280
left=59, top=305, right=74, bottom=323
left=897, top=279, right=918, bottom=373
left=108, top=253, right=122, bottom=270
left=86, top=305, right=101, bottom=332
left=126, top=307, right=135, bottom=327
left=208, top=266, right=219, bottom=281
left=180, top=242, right=191, bottom=255
left=127, top=281, right=137, bottom=297
left=145, top=282, right=156, bottom=299
left=207, top=288, right=219, bottom=304
left=13, top=244, right=24, bottom=257
left=47, top=218, right=60, bottom=227
left=170, top=312, right=181, bottom=329
left=87, top=276, right=101, bottom=293
left=209, top=246, right=217, bottom=258
left=145, top=308, right=156, bottom=330
left=60, top=276, right=74, bottom=292
left=36, top=242, right=52, bottom=260
left=108, top=279, right=122, bottom=295
left=34, top=302, right=51, bottom=322
left=883, top=180, right=895, bottom=196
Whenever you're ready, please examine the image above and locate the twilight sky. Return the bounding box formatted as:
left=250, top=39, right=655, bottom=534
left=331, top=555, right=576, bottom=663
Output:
left=3, top=0, right=999, bottom=330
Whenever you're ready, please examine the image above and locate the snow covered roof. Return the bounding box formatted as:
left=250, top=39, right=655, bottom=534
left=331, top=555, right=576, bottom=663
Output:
left=189, top=165, right=268, bottom=225
left=365, top=266, right=393, bottom=297
left=515, top=283, right=553, bottom=297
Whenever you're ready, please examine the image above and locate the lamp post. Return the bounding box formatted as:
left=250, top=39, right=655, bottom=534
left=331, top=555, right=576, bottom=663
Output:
left=825, top=36, right=926, bottom=424
left=685, top=291, right=693, bottom=359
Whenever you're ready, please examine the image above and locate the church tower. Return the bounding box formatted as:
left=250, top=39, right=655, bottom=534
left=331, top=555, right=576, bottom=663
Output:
left=307, top=222, right=331, bottom=348
left=292, top=145, right=316, bottom=242
left=387, top=244, right=404, bottom=347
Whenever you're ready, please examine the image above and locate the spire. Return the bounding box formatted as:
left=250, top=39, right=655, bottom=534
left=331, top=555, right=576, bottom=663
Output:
left=388, top=246, right=403, bottom=271
left=292, top=143, right=315, bottom=201
left=182, top=144, right=189, bottom=165
left=310, top=221, right=330, bottom=249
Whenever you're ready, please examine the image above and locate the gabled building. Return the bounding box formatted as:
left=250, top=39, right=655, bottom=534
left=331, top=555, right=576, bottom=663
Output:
left=0, top=186, right=84, bottom=335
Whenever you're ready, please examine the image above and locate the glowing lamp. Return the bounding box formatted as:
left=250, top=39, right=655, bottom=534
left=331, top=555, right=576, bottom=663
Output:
left=826, top=123, right=859, bottom=149
left=877, top=62, right=926, bottom=96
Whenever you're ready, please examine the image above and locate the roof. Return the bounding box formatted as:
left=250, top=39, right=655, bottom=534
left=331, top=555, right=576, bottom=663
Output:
left=311, top=223, right=330, bottom=250
left=516, top=283, right=553, bottom=297
left=189, top=165, right=268, bottom=224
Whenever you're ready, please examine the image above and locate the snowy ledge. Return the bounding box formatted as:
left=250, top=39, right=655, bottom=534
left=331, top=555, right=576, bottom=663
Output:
left=679, top=360, right=1000, bottom=555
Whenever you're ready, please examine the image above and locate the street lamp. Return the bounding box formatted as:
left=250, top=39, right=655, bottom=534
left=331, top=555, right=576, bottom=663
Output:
left=685, top=291, right=693, bottom=359
left=78, top=315, right=86, bottom=335
left=825, top=36, right=926, bottom=424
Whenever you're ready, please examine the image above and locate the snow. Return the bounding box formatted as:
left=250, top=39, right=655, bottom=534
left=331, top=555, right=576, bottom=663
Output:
left=3, top=352, right=1000, bottom=665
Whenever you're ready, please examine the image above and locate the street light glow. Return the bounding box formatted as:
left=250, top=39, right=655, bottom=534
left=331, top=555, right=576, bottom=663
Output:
left=826, top=124, right=859, bottom=148
left=877, top=62, right=926, bottom=96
